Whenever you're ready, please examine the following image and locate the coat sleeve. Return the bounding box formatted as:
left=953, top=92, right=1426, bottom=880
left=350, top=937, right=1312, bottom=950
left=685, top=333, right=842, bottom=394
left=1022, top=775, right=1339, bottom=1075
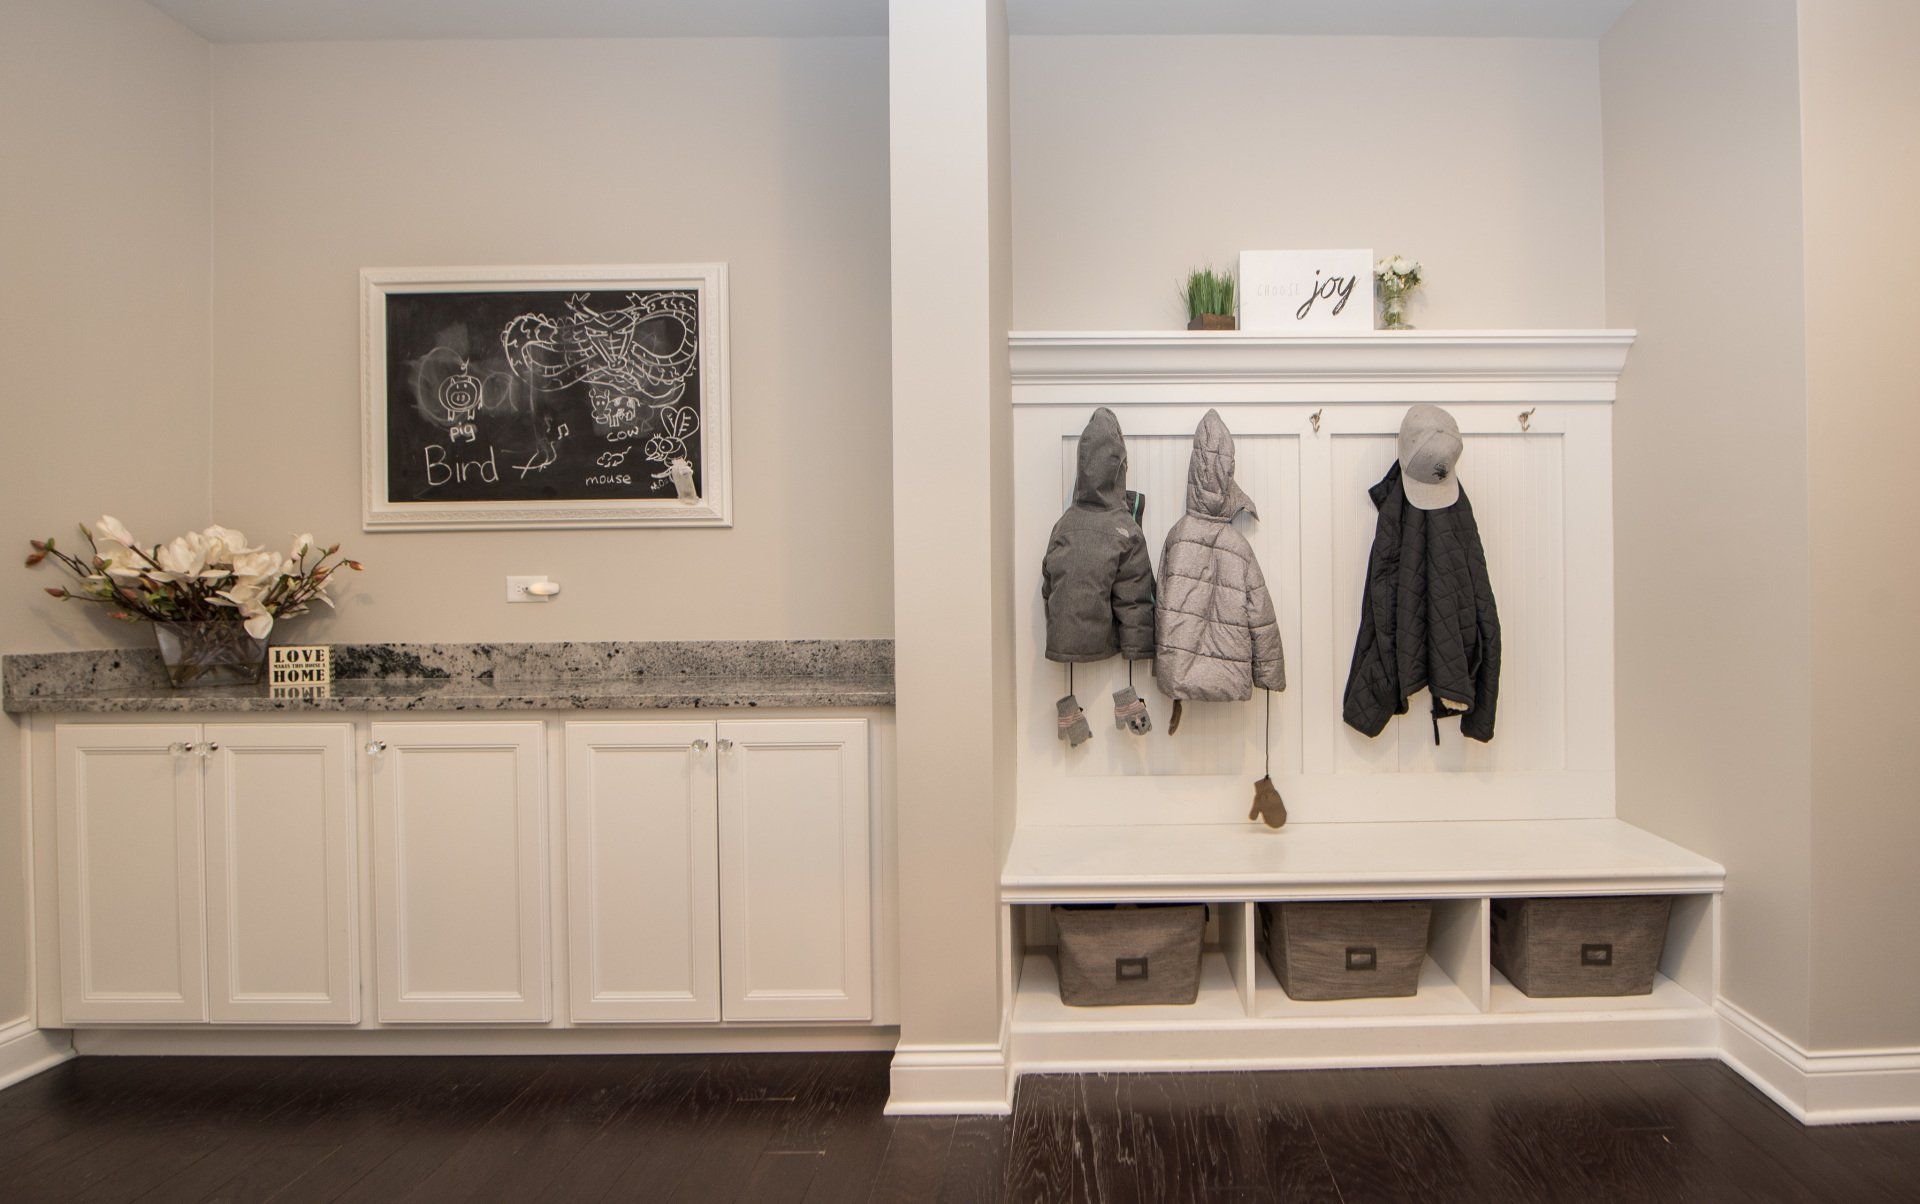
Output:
left=1112, top=530, right=1156, bottom=660
left=1461, top=533, right=1502, bottom=743
left=1246, top=553, right=1286, bottom=691
left=1343, top=507, right=1400, bottom=736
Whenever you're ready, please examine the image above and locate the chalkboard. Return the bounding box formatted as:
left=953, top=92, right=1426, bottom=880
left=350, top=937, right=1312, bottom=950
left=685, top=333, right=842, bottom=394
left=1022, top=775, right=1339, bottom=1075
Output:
left=363, top=266, right=731, bottom=530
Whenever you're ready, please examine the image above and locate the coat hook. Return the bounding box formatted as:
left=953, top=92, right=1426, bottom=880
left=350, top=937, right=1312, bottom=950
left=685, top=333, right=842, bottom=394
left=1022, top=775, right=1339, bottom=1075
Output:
left=1518, top=407, right=1536, bottom=433
left=1309, top=408, right=1323, bottom=434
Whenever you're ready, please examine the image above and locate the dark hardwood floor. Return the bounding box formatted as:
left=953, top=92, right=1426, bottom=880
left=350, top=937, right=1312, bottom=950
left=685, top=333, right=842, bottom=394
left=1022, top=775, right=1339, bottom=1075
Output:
left=2, top=1053, right=1916, bottom=1202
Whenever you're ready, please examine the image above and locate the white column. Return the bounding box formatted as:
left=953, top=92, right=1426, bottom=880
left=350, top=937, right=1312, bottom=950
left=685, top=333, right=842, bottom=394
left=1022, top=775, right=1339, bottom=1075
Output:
left=885, top=0, right=1017, bottom=1114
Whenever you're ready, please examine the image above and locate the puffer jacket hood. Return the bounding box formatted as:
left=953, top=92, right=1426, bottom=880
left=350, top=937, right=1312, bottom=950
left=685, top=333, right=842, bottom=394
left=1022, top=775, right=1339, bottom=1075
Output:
left=1154, top=410, right=1285, bottom=702
left=1184, top=410, right=1259, bottom=522
left=1041, top=407, right=1156, bottom=663
left=1073, top=407, right=1129, bottom=510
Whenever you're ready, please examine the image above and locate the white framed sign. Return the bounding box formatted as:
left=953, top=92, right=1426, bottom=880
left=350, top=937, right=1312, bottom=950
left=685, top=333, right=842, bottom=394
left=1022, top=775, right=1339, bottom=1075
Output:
left=1238, top=250, right=1375, bottom=333
left=362, top=264, right=732, bottom=531
left=269, top=645, right=332, bottom=699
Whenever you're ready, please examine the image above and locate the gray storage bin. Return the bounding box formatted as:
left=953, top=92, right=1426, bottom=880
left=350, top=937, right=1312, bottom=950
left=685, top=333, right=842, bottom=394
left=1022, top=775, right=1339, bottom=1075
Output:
left=1261, top=901, right=1432, bottom=1000
left=1051, top=904, right=1206, bottom=1006
left=1491, top=895, right=1674, bottom=998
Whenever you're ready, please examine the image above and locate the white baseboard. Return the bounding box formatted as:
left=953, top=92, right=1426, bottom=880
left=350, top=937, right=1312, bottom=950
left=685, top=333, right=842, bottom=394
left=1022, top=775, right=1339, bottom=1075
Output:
left=73, top=1024, right=897, bottom=1057
left=885, top=1040, right=1013, bottom=1115
left=0, top=1022, right=73, bottom=1093
left=1718, top=1000, right=1920, bottom=1125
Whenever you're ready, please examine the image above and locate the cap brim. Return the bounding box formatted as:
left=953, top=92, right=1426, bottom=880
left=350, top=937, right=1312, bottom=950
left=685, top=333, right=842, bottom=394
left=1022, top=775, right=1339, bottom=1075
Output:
left=1402, top=473, right=1460, bottom=511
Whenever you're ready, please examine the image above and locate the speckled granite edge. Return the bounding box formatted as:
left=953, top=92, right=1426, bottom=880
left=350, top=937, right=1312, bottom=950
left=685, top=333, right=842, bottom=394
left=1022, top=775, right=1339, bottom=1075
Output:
left=3, top=640, right=894, bottom=714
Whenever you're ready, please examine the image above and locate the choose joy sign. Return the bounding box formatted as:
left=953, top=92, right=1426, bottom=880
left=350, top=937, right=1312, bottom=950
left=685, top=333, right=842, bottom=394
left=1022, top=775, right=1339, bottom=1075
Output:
left=1238, top=250, right=1375, bottom=332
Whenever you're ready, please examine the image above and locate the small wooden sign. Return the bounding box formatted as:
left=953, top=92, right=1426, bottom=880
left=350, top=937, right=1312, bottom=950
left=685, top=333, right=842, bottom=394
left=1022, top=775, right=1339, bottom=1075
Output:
left=269, top=645, right=332, bottom=698
left=1238, top=249, right=1374, bottom=332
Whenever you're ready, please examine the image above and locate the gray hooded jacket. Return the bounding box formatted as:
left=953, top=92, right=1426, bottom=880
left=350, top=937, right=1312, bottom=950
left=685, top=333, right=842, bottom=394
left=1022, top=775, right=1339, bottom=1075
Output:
left=1041, top=408, right=1156, bottom=663
left=1154, top=410, right=1285, bottom=701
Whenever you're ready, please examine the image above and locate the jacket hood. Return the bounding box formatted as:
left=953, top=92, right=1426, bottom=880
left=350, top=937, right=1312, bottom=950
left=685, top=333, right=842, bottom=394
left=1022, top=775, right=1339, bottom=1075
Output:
left=1072, top=407, right=1129, bottom=509
left=1184, top=409, right=1258, bottom=520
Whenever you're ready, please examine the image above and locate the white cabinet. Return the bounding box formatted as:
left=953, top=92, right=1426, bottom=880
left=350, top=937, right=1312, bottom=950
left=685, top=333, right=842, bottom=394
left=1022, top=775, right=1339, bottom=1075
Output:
left=718, top=719, right=872, bottom=1022
left=56, top=725, right=207, bottom=1023
left=369, top=721, right=550, bottom=1023
left=54, top=722, right=357, bottom=1025
left=202, top=725, right=358, bottom=1024
left=564, top=722, right=720, bottom=1023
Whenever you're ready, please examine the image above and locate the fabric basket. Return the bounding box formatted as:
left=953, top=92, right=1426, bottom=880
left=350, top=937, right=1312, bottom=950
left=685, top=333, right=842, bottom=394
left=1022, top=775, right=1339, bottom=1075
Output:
left=1051, top=904, right=1206, bottom=1006
left=1261, top=901, right=1432, bottom=1000
left=1491, top=895, right=1674, bottom=998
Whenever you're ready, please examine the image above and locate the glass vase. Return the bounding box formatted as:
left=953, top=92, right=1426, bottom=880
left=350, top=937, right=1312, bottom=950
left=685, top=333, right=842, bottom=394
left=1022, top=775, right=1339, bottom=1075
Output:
left=1380, top=290, right=1414, bottom=330
left=154, top=621, right=268, bottom=688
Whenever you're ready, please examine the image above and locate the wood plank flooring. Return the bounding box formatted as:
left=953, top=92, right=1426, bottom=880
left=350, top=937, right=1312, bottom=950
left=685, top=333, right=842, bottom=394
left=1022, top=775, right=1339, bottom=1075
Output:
left=1, top=1053, right=1916, bottom=1202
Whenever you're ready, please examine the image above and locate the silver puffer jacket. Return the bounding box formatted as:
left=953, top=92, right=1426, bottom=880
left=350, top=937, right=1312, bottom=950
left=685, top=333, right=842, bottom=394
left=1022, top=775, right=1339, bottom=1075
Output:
left=1153, top=410, right=1286, bottom=702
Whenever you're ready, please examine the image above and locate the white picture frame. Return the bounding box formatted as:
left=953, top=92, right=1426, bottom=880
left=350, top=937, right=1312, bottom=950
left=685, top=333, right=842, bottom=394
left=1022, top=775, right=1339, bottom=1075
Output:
left=1238, top=249, right=1375, bottom=333
left=361, top=263, right=732, bottom=530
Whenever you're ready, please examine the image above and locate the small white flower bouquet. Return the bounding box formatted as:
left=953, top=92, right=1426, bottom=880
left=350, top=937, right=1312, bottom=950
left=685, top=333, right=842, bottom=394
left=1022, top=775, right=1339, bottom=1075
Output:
left=1374, top=256, right=1423, bottom=329
left=28, top=518, right=362, bottom=686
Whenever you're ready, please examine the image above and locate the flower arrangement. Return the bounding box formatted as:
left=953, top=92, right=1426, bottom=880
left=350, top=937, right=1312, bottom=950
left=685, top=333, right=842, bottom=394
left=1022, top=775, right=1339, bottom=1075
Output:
left=28, top=518, right=362, bottom=687
left=1181, top=266, right=1238, bottom=331
left=1374, top=256, right=1422, bottom=329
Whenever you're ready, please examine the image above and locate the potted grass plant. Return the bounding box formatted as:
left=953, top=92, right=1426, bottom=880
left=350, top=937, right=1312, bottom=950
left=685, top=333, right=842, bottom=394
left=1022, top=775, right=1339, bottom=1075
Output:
left=1182, top=266, right=1237, bottom=331
left=27, top=517, right=361, bottom=687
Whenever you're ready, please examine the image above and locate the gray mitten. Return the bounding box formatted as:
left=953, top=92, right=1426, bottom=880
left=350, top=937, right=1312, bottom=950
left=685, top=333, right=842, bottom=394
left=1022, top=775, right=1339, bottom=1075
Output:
left=1056, top=694, right=1092, bottom=747
left=1112, top=686, right=1151, bottom=735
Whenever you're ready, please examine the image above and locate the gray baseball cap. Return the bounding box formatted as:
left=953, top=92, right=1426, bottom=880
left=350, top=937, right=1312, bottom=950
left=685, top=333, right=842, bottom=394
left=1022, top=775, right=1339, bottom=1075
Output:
left=1397, top=404, right=1462, bottom=510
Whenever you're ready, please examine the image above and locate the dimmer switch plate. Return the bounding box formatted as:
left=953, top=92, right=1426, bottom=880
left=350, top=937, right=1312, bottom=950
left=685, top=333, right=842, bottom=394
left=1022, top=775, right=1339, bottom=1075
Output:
left=506, top=576, right=555, bottom=603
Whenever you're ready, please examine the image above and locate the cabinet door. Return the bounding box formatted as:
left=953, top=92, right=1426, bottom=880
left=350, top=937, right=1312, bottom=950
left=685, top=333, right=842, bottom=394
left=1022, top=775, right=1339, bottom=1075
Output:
left=564, top=722, right=720, bottom=1023
left=203, top=724, right=358, bottom=1024
left=370, top=721, right=550, bottom=1022
left=55, top=724, right=207, bottom=1023
left=717, top=719, right=871, bottom=1021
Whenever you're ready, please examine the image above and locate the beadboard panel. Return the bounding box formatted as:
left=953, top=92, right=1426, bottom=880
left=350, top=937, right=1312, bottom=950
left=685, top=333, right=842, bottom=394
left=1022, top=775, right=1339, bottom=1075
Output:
left=1012, top=345, right=1617, bottom=825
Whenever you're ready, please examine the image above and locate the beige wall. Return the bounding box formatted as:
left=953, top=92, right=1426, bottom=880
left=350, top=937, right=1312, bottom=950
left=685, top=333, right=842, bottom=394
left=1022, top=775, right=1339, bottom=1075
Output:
left=0, top=0, right=212, bottom=1028
left=1602, top=0, right=1815, bottom=1044
left=1800, top=0, right=1920, bottom=1052
left=1010, top=35, right=1606, bottom=330
left=207, top=37, right=893, bottom=644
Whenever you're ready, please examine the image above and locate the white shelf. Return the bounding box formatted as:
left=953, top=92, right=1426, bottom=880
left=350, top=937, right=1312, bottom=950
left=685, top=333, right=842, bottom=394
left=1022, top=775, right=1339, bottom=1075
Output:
left=1253, top=955, right=1481, bottom=1020
left=1014, top=951, right=1249, bottom=1030
left=1001, top=818, right=1726, bottom=904
left=1487, top=967, right=1710, bottom=1016
left=1008, top=328, right=1635, bottom=390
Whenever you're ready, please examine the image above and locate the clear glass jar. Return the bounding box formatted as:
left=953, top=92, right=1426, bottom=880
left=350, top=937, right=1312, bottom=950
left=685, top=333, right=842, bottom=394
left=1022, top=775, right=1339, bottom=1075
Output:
left=153, top=621, right=268, bottom=688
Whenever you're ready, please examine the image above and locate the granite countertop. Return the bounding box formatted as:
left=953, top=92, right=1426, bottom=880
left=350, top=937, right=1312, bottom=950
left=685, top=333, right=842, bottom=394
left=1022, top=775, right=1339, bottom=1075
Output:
left=2, top=640, right=894, bottom=714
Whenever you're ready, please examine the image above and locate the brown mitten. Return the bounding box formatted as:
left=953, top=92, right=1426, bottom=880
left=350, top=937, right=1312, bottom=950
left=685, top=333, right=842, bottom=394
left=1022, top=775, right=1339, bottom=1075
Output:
left=1168, top=699, right=1184, bottom=736
left=1250, top=776, right=1287, bottom=829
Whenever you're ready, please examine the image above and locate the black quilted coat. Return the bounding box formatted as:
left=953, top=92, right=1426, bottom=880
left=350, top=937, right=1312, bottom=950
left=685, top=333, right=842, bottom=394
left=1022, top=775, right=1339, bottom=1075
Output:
left=1343, top=462, right=1501, bottom=742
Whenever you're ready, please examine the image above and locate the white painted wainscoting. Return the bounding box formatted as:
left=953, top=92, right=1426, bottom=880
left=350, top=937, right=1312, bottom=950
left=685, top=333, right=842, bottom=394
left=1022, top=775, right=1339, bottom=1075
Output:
left=1012, top=330, right=1627, bottom=825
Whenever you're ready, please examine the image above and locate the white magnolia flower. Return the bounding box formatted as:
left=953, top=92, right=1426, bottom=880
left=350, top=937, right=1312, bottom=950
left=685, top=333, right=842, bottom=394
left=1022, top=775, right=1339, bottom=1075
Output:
left=199, top=525, right=259, bottom=567
left=94, top=515, right=136, bottom=547
left=242, top=610, right=274, bottom=640
left=290, top=532, right=316, bottom=559
left=232, top=549, right=289, bottom=580
left=95, top=541, right=147, bottom=578
left=1392, top=256, right=1413, bottom=275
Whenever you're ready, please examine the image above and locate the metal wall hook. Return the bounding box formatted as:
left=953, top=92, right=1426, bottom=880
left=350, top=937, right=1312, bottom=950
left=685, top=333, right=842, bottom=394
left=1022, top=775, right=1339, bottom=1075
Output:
left=1309, top=408, right=1323, bottom=434
left=1518, top=407, right=1536, bottom=433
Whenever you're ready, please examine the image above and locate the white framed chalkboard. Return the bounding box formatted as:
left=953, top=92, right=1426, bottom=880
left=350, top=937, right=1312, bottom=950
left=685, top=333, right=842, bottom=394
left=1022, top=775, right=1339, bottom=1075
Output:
left=361, top=264, right=731, bottom=530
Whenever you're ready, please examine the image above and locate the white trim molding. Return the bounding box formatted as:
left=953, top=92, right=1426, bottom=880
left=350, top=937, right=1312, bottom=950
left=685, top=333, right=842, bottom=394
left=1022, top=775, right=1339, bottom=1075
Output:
left=1010, top=329, right=1635, bottom=394
left=1718, top=1000, right=1920, bottom=1126
left=0, top=1021, right=72, bottom=1093
left=886, top=1038, right=1014, bottom=1116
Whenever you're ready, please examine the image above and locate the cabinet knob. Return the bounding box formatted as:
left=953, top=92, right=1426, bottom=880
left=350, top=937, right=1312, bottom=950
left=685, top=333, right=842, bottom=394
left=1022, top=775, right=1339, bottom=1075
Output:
left=365, top=739, right=388, bottom=756
left=717, top=737, right=735, bottom=753
left=168, top=741, right=192, bottom=757
left=197, top=741, right=219, bottom=757
left=690, top=738, right=710, bottom=753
